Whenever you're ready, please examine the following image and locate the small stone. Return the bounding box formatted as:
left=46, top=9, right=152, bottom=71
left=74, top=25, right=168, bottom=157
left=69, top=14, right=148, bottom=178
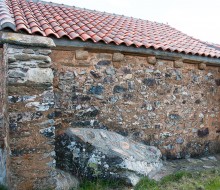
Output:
left=90, top=70, right=102, bottom=78
left=105, top=66, right=115, bottom=75
left=198, top=128, right=209, bottom=137
left=8, top=56, right=16, bottom=63
left=77, top=106, right=100, bottom=117
left=174, top=60, right=183, bottom=68
left=35, top=55, right=51, bottom=63
left=147, top=56, right=157, bottom=65
left=72, top=95, right=91, bottom=102
left=195, top=99, right=201, bottom=104
left=198, top=63, right=206, bottom=70
left=142, top=78, right=156, bottom=87
left=113, top=53, right=124, bottom=62
left=14, top=54, right=31, bottom=61
left=97, top=60, right=111, bottom=66
left=103, top=76, right=114, bottom=83
left=176, top=137, right=184, bottom=144
left=88, top=85, right=104, bottom=95
left=75, top=50, right=89, bottom=60
left=40, top=126, right=55, bottom=138
left=37, top=49, right=52, bottom=55
left=22, top=49, right=35, bottom=54
left=169, top=114, right=181, bottom=120
left=38, top=62, right=52, bottom=68
left=124, top=74, right=133, bottom=80
left=113, top=85, right=127, bottom=93
left=8, top=70, right=26, bottom=78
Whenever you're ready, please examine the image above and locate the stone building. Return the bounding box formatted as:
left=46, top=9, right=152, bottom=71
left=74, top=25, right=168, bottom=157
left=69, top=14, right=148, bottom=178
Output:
left=0, top=0, right=220, bottom=189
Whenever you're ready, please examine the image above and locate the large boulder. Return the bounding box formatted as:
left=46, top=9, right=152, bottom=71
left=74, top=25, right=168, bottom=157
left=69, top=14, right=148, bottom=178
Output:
left=55, top=128, right=162, bottom=186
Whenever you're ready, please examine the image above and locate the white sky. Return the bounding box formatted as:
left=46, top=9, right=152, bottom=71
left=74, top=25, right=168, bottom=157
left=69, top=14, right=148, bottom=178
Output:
left=43, top=0, right=220, bottom=44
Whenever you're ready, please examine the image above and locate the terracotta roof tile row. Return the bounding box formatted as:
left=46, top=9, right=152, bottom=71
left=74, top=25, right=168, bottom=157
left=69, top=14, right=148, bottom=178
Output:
left=1, top=0, right=220, bottom=58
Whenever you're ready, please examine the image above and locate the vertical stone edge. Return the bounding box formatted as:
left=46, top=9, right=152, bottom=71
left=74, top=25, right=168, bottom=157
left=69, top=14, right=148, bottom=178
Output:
left=0, top=44, right=9, bottom=188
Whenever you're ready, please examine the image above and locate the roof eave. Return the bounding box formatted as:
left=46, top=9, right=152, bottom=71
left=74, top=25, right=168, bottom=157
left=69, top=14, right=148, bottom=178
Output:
left=53, top=38, right=220, bottom=66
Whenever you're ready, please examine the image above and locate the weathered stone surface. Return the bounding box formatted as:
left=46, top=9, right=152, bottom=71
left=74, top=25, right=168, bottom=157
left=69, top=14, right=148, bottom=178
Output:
left=56, top=128, right=162, bottom=186
left=198, top=63, right=206, bottom=70
left=75, top=50, right=89, bottom=60
left=174, top=60, right=183, bottom=68
left=27, top=68, right=54, bottom=83
left=147, top=56, right=157, bottom=65
left=113, top=53, right=124, bottom=62
left=0, top=32, right=55, bottom=47
left=22, top=49, right=35, bottom=54
left=96, top=53, right=112, bottom=60
left=14, top=54, right=51, bottom=63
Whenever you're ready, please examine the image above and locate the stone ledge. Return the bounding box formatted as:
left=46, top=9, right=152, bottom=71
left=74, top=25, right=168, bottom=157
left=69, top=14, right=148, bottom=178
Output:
left=0, top=32, right=56, bottom=48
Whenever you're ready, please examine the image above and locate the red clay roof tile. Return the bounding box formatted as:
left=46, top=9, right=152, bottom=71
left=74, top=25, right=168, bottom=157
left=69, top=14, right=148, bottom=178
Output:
left=1, top=0, right=220, bottom=58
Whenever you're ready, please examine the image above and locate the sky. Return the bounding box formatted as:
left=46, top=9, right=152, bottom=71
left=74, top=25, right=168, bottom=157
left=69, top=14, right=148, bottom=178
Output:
left=43, top=0, right=220, bottom=44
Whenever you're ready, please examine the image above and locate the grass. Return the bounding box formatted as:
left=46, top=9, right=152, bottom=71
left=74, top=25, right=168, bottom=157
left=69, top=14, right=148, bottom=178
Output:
left=0, top=184, right=8, bottom=190
left=78, top=169, right=220, bottom=190
left=135, top=169, right=220, bottom=190
left=79, top=179, right=126, bottom=190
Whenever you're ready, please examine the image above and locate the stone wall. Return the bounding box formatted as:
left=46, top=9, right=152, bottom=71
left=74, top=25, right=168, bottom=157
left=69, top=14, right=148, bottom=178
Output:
left=51, top=49, right=220, bottom=159
left=7, top=44, right=56, bottom=189
left=2, top=33, right=220, bottom=189
left=0, top=46, right=9, bottom=185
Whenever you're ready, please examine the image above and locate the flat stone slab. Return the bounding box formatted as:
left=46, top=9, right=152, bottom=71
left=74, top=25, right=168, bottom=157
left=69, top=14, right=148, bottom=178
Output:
left=55, top=128, right=163, bottom=186
left=0, top=32, right=55, bottom=47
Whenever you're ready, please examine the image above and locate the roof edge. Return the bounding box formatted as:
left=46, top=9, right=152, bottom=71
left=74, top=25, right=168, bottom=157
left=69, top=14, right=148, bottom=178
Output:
left=52, top=38, right=220, bottom=66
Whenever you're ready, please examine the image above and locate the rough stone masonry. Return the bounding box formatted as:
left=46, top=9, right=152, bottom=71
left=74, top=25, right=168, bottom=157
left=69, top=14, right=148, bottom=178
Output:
left=0, top=32, right=220, bottom=189
left=51, top=49, right=220, bottom=160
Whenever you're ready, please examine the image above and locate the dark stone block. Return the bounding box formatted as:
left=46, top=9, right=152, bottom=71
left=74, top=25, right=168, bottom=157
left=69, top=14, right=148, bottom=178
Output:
left=88, top=86, right=104, bottom=95
left=97, top=60, right=111, bottom=66
left=90, top=70, right=102, bottom=78
left=47, top=111, right=62, bottom=119
left=195, top=99, right=201, bottom=104
left=215, top=79, right=220, bottom=86
left=72, top=95, right=91, bottom=102
left=142, top=78, right=156, bottom=87
left=77, top=107, right=100, bottom=118
left=9, top=123, right=18, bottom=131
left=165, top=73, right=171, bottom=78
left=9, top=96, right=19, bottom=103
left=123, top=93, right=133, bottom=100
left=113, top=85, right=127, bottom=93
left=173, top=88, right=178, bottom=94
left=198, top=128, right=209, bottom=137
left=155, top=125, right=160, bottom=129
left=122, top=67, right=131, bottom=74
left=103, top=76, right=114, bottom=83
left=182, top=100, right=186, bottom=104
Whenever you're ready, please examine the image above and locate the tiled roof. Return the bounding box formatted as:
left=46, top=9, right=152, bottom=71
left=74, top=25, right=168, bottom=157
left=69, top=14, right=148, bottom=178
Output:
left=1, top=0, right=220, bottom=58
